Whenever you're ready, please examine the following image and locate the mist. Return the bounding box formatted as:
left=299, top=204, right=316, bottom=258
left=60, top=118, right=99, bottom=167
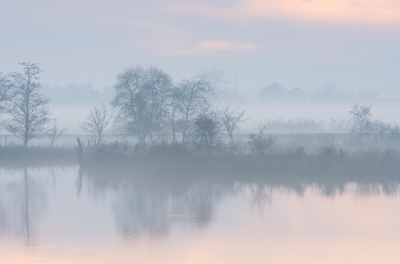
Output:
left=28, top=76, right=400, bottom=136
left=1, top=0, right=400, bottom=263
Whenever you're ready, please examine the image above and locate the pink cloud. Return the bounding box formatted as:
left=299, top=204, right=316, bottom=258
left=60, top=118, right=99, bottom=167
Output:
left=177, top=41, right=258, bottom=55
left=128, top=20, right=258, bottom=56
left=174, top=0, right=400, bottom=25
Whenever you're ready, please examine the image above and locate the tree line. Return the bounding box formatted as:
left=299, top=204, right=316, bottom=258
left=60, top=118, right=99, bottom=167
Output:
left=82, top=65, right=248, bottom=155
left=0, top=63, right=248, bottom=152
left=0, top=62, right=397, bottom=155
left=257, top=82, right=388, bottom=102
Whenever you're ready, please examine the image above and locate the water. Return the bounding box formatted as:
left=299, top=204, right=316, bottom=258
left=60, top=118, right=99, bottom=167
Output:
left=1, top=166, right=400, bottom=263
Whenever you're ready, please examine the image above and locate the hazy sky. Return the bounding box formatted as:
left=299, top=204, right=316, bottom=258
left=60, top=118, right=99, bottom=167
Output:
left=1, top=0, right=399, bottom=95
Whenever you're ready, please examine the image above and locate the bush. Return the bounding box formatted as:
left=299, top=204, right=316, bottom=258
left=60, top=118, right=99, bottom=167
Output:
left=246, top=126, right=273, bottom=156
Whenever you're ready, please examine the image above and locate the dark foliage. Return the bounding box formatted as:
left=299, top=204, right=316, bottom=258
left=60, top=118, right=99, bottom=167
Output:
left=191, top=113, right=221, bottom=155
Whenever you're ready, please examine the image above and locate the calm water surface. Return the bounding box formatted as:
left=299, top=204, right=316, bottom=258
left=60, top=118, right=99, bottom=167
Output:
left=1, top=166, right=400, bottom=263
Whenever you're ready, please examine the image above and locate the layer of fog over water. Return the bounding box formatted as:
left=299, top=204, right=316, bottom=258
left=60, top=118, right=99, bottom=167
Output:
left=1, top=166, right=400, bottom=263
left=0, top=100, right=396, bottom=139
left=0, top=100, right=397, bottom=149
left=1, top=78, right=396, bottom=138
left=48, top=99, right=400, bottom=134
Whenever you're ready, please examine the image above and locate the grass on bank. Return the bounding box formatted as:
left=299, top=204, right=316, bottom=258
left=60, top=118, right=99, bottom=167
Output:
left=2, top=134, right=400, bottom=175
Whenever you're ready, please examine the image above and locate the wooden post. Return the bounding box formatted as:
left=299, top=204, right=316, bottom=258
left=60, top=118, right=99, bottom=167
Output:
left=76, top=137, right=83, bottom=165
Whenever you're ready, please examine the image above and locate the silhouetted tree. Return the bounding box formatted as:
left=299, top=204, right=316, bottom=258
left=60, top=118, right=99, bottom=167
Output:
left=169, top=86, right=184, bottom=143
left=203, top=68, right=225, bottom=91
left=178, top=75, right=214, bottom=143
left=112, top=66, right=173, bottom=144
left=349, top=103, right=372, bottom=138
left=80, top=103, right=112, bottom=146
left=0, top=72, right=12, bottom=127
left=216, top=106, right=248, bottom=144
left=5, top=62, right=50, bottom=148
left=246, top=126, right=273, bottom=156
left=192, top=113, right=220, bottom=155
left=257, top=83, right=287, bottom=101
left=46, top=119, right=67, bottom=147
left=0, top=72, right=12, bottom=106
left=312, top=81, right=344, bottom=100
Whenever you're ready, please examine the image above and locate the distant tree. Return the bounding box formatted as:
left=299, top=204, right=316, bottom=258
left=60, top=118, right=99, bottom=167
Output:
left=112, top=66, right=173, bottom=144
left=145, top=67, right=174, bottom=143
left=258, top=83, right=287, bottom=101
left=178, top=74, right=215, bottom=143
left=46, top=119, right=67, bottom=147
left=0, top=72, right=12, bottom=127
left=258, top=84, right=307, bottom=102
left=216, top=106, right=248, bottom=144
left=202, top=68, right=225, bottom=91
left=368, top=120, right=400, bottom=141
left=327, top=118, right=352, bottom=133
left=288, top=87, right=307, bottom=100
left=0, top=72, right=12, bottom=106
left=246, top=126, right=273, bottom=156
left=312, top=81, right=345, bottom=100
left=192, top=113, right=220, bottom=155
left=80, top=103, right=113, bottom=146
left=356, top=89, right=380, bottom=99
left=169, top=86, right=184, bottom=143
left=5, top=62, right=50, bottom=148
left=349, top=103, right=372, bottom=137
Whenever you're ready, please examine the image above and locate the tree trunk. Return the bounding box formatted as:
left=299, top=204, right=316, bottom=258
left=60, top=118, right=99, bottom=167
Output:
left=171, top=109, right=176, bottom=143
left=182, top=110, right=190, bottom=144
left=229, top=132, right=234, bottom=144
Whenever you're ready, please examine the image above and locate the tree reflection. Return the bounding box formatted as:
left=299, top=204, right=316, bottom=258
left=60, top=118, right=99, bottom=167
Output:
left=111, top=180, right=226, bottom=240
left=80, top=164, right=400, bottom=240
left=0, top=168, right=47, bottom=246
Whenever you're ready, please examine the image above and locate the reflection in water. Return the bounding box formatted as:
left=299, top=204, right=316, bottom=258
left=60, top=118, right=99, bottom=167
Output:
left=247, top=183, right=273, bottom=209
left=114, top=181, right=225, bottom=239
left=80, top=165, right=400, bottom=241
left=1, top=166, right=400, bottom=263
left=0, top=168, right=47, bottom=246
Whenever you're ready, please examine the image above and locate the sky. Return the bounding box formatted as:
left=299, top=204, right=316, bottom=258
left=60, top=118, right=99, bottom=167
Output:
left=1, top=0, right=400, bottom=96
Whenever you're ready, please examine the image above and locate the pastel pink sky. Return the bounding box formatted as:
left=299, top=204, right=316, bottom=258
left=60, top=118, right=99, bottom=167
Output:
left=0, top=0, right=399, bottom=94
left=177, top=0, right=400, bottom=24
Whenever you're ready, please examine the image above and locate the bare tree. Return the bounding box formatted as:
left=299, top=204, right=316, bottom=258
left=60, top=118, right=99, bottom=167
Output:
left=178, top=74, right=215, bottom=143
left=216, top=106, right=248, bottom=144
left=191, top=113, right=220, bottom=155
left=80, top=103, right=113, bottom=146
left=0, top=72, right=12, bottom=105
left=0, top=72, right=12, bottom=128
left=203, top=68, right=225, bottom=91
left=5, top=62, right=50, bottom=148
left=46, top=119, right=67, bottom=147
left=112, top=66, right=173, bottom=144
left=169, top=86, right=184, bottom=143
left=349, top=103, right=372, bottom=137
left=145, top=67, right=174, bottom=144
left=246, top=126, right=273, bottom=156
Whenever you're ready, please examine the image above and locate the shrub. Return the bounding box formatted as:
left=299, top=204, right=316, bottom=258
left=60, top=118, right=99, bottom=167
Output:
left=246, top=126, right=273, bottom=156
